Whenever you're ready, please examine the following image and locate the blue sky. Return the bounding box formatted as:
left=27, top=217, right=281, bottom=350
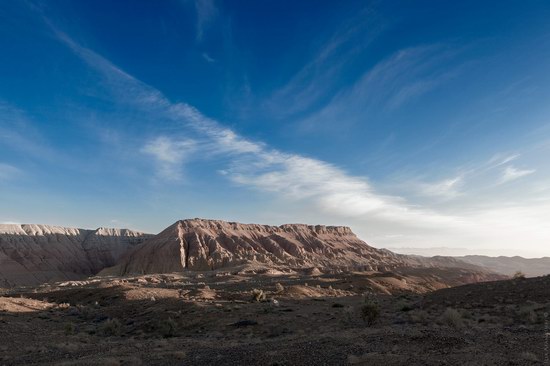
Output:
left=1, top=1, right=550, bottom=256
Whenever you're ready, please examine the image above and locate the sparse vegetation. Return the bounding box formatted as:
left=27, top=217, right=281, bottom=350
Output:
left=520, top=351, right=539, bottom=362
left=396, top=300, right=414, bottom=312
left=440, top=308, right=463, bottom=328
left=158, top=317, right=177, bottom=337
left=360, top=300, right=380, bottom=326
left=518, top=306, right=539, bottom=324
left=408, top=310, right=429, bottom=324
left=75, top=304, right=92, bottom=320
left=64, top=322, right=76, bottom=335
left=513, top=271, right=526, bottom=280
left=2, top=266, right=549, bottom=364
left=99, top=318, right=122, bottom=337
left=251, top=288, right=266, bottom=302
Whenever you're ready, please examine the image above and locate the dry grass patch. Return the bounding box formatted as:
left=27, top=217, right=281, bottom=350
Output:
left=440, top=308, right=463, bottom=328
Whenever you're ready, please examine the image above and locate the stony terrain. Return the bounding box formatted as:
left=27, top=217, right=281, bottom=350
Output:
left=0, top=224, right=152, bottom=287
left=1, top=219, right=531, bottom=365
left=0, top=271, right=547, bottom=365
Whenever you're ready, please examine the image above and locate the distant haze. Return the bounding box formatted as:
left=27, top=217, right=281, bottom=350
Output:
left=386, top=247, right=549, bottom=259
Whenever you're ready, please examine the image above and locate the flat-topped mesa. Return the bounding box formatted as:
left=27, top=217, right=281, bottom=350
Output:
left=0, top=221, right=504, bottom=286
left=177, top=218, right=355, bottom=236
left=0, top=224, right=84, bottom=236
left=108, top=218, right=405, bottom=275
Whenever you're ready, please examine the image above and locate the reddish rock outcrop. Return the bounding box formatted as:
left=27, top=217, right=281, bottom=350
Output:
left=109, top=219, right=408, bottom=275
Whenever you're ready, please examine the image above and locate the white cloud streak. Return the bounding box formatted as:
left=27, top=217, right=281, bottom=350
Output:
left=194, top=0, right=217, bottom=42
left=0, top=102, right=60, bottom=162
left=142, top=137, right=196, bottom=181
left=264, top=8, right=383, bottom=118
left=414, top=176, right=463, bottom=200
left=500, top=166, right=535, bottom=184
left=297, top=45, right=463, bottom=132
left=489, top=153, right=520, bottom=167
left=202, top=52, right=215, bottom=63
left=0, top=163, right=21, bottom=181
left=54, top=28, right=460, bottom=230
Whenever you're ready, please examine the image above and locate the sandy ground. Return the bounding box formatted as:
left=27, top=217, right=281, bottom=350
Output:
left=0, top=271, right=548, bottom=365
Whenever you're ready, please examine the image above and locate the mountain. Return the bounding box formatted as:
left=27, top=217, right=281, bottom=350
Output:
left=456, top=255, right=550, bottom=277
left=0, top=220, right=505, bottom=288
left=107, top=218, right=407, bottom=274
left=0, top=224, right=152, bottom=287
left=107, top=219, right=503, bottom=284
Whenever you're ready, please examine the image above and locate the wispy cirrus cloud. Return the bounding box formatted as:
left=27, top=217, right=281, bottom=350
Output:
left=264, top=7, right=383, bottom=119
left=52, top=26, right=460, bottom=230
left=489, top=153, right=520, bottom=167
left=0, top=163, right=21, bottom=181
left=297, top=45, right=464, bottom=132
left=48, top=24, right=550, bottom=255
left=500, top=166, right=535, bottom=184
left=202, top=52, right=215, bottom=63
left=194, top=0, right=218, bottom=42
left=414, top=176, right=464, bottom=200
left=0, top=101, right=62, bottom=163
left=142, top=136, right=197, bottom=182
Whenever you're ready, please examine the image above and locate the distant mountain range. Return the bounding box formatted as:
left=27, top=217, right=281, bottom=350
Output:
left=387, top=247, right=550, bottom=277
left=0, top=224, right=152, bottom=287
left=0, top=219, right=511, bottom=287
left=456, top=255, right=550, bottom=277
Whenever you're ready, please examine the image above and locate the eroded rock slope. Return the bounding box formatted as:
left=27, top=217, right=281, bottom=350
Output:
left=109, top=219, right=503, bottom=283
left=0, top=224, right=152, bottom=286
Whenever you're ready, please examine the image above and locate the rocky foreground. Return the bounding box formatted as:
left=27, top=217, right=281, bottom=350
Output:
left=0, top=219, right=542, bottom=365
left=0, top=271, right=547, bottom=365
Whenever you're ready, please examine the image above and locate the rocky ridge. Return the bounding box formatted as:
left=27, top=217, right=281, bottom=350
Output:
left=0, top=220, right=504, bottom=287
left=109, top=219, right=502, bottom=282
left=0, top=224, right=152, bottom=286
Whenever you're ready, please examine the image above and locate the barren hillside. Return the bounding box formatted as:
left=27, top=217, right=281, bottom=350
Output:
left=0, top=224, right=152, bottom=287
left=107, top=219, right=503, bottom=284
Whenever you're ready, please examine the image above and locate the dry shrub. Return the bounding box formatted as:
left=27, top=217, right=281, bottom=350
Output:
left=518, top=306, right=539, bottom=324
left=52, top=342, right=80, bottom=353
left=158, top=317, right=177, bottom=338
left=360, top=300, right=380, bottom=326
left=99, top=318, right=122, bottom=337
left=64, top=322, right=76, bottom=335
left=172, top=351, right=186, bottom=360
left=520, top=351, right=539, bottom=361
left=251, top=289, right=266, bottom=302
left=408, top=310, right=429, bottom=324
left=440, top=308, right=463, bottom=328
